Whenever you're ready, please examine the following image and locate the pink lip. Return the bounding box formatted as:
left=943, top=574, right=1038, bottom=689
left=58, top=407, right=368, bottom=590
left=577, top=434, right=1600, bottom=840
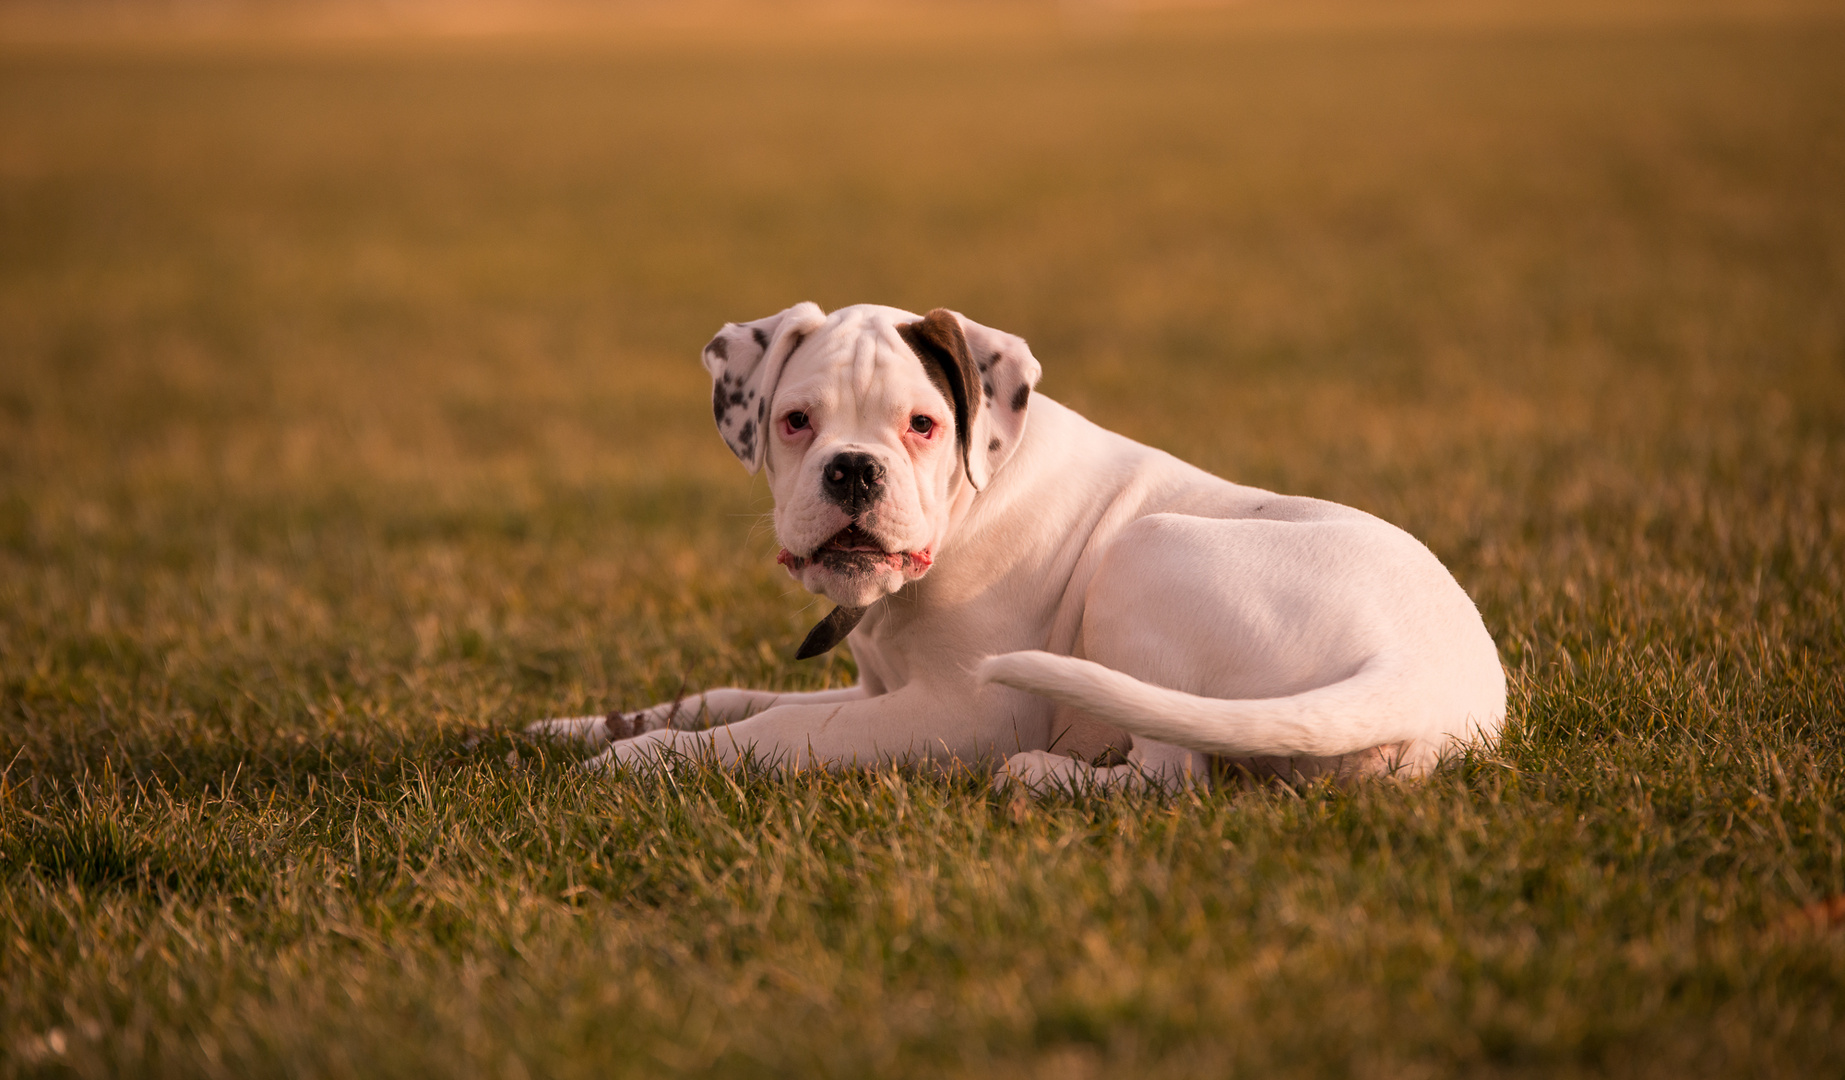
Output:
left=777, top=526, right=933, bottom=578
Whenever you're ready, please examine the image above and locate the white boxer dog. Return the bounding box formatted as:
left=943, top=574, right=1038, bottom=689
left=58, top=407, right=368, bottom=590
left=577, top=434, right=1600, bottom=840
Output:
left=530, top=302, right=1505, bottom=790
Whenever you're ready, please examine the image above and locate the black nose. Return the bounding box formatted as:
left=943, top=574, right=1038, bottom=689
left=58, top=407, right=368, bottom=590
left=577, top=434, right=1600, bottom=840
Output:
left=821, top=451, right=885, bottom=515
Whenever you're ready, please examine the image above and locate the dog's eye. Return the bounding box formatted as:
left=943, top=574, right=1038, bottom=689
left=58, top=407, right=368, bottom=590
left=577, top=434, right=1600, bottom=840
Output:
left=910, top=415, right=934, bottom=436
left=785, top=412, right=810, bottom=432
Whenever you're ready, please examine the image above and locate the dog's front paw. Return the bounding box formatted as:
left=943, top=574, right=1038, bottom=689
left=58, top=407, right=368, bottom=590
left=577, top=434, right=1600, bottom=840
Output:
left=526, top=704, right=685, bottom=750
left=586, top=729, right=711, bottom=773
left=601, top=709, right=658, bottom=740
left=524, top=715, right=618, bottom=749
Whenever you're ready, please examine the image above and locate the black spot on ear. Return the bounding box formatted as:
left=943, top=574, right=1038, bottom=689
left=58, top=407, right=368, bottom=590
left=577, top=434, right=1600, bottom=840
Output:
left=713, top=386, right=728, bottom=424
left=983, top=381, right=994, bottom=398
left=1011, top=384, right=1030, bottom=411
left=738, top=419, right=755, bottom=451
left=729, top=389, right=746, bottom=406
left=706, top=334, right=728, bottom=361
left=988, top=437, right=1001, bottom=451
left=752, top=327, right=769, bottom=349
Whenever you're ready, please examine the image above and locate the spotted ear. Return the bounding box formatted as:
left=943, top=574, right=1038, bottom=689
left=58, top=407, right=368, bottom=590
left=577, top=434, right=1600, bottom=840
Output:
left=897, top=308, right=1042, bottom=490
left=896, top=309, right=982, bottom=487
left=951, top=311, right=1042, bottom=489
left=702, top=302, right=827, bottom=473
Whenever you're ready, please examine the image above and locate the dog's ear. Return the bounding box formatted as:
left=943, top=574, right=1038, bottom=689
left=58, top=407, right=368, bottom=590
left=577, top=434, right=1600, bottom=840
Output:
left=902, top=309, right=1041, bottom=489
left=896, top=309, right=982, bottom=487
left=702, top=302, right=828, bottom=473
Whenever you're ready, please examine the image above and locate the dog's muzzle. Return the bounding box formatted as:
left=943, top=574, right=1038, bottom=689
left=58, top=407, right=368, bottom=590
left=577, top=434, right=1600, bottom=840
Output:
left=822, top=451, right=885, bottom=515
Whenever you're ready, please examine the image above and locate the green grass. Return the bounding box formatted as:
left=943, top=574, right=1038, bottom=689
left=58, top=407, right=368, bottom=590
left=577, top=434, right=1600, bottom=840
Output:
left=3, top=5, right=1844, bottom=1076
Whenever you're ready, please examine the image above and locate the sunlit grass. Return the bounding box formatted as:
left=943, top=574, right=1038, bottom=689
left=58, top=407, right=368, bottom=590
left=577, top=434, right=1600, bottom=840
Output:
left=2, top=5, right=1843, bottom=1076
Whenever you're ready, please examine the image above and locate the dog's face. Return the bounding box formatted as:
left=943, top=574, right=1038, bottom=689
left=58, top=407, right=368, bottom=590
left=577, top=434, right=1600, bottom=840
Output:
left=703, top=303, right=1042, bottom=608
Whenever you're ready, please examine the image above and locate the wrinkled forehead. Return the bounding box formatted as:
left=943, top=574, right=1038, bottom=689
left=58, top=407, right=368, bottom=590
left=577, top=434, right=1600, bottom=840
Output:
left=775, top=306, right=944, bottom=411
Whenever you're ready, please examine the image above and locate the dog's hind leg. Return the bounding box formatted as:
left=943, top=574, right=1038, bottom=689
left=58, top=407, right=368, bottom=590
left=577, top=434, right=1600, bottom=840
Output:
left=993, top=738, right=1205, bottom=795
left=981, top=512, right=1503, bottom=777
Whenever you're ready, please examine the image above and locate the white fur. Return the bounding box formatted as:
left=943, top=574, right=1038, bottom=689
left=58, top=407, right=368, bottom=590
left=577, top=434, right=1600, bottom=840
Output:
left=529, top=303, right=1505, bottom=791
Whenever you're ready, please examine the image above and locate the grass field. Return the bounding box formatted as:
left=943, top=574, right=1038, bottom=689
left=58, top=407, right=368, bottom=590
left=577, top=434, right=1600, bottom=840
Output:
left=3, top=3, right=1844, bottom=1076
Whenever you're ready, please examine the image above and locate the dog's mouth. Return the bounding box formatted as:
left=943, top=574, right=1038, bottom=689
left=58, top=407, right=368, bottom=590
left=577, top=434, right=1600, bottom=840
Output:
left=819, top=524, right=884, bottom=554
left=777, top=525, right=934, bottom=577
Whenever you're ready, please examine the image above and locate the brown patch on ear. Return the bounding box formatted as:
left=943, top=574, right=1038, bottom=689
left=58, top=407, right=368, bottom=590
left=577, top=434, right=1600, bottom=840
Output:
left=897, top=308, right=982, bottom=486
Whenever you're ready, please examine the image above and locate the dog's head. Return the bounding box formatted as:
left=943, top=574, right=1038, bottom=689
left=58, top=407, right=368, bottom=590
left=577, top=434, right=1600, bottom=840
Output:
left=703, top=302, right=1042, bottom=608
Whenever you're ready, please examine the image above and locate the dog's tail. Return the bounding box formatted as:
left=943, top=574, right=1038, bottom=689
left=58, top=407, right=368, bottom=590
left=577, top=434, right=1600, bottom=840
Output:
left=977, top=650, right=1429, bottom=763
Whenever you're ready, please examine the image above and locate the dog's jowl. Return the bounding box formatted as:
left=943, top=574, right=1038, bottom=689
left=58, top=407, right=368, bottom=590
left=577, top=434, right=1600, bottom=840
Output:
left=530, top=303, right=1505, bottom=791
